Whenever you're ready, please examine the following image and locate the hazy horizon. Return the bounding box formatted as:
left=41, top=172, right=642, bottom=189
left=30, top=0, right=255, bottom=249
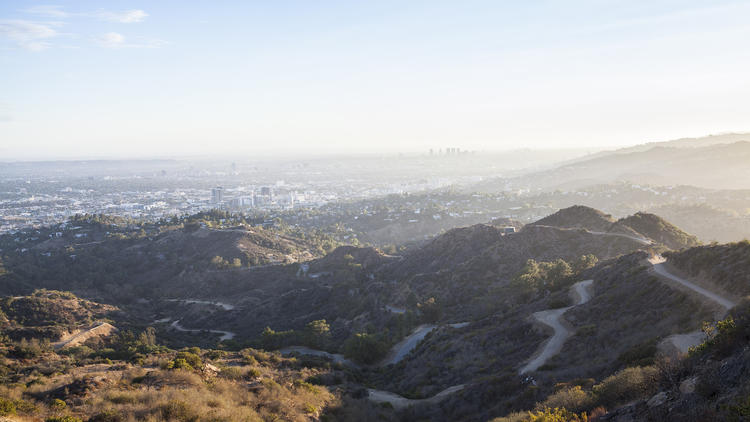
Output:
left=2, top=1, right=750, bottom=159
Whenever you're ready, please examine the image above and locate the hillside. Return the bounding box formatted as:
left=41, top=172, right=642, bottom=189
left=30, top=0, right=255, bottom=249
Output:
left=664, top=240, right=750, bottom=297
left=0, top=290, right=117, bottom=342
left=602, top=299, right=750, bottom=421
left=0, top=207, right=733, bottom=421
left=530, top=206, right=699, bottom=250
left=646, top=203, right=750, bottom=244
left=611, top=212, right=700, bottom=250
left=507, top=141, right=750, bottom=191
left=0, top=317, right=389, bottom=422
left=530, top=205, right=616, bottom=231
left=381, top=223, right=509, bottom=276
left=0, top=214, right=333, bottom=303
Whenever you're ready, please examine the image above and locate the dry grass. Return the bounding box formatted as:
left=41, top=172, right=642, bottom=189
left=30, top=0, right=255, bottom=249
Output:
left=0, top=351, right=339, bottom=422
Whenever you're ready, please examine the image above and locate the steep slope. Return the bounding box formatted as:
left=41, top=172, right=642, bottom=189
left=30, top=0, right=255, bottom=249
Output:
left=545, top=252, right=714, bottom=380
left=664, top=240, right=750, bottom=297
left=382, top=224, right=507, bottom=276
left=610, top=212, right=700, bottom=250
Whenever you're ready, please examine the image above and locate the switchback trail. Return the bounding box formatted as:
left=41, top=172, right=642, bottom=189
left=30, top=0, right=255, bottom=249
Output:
left=520, top=279, right=594, bottom=374
left=280, top=321, right=470, bottom=409
left=282, top=321, right=470, bottom=367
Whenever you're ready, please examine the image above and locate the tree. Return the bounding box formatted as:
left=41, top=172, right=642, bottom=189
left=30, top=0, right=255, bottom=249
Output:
left=546, top=259, right=573, bottom=288
left=572, top=254, right=598, bottom=273
left=342, top=333, right=388, bottom=364
left=304, top=319, right=331, bottom=348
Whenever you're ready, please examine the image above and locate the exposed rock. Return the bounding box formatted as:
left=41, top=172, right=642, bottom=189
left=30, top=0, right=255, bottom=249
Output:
left=679, top=377, right=697, bottom=395
left=647, top=391, right=668, bottom=408
left=202, top=363, right=220, bottom=377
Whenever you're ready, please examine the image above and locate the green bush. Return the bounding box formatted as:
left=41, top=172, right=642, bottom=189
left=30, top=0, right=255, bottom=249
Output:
left=46, top=417, right=83, bottom=422
left=523, top=407, right=588, bottom=422
left=205, top=349, right=225, bottom=360
left=171, top=351, right=202, bottom=370
left=539, top=386, right=594, bottom=413
left=49, top=398, right=67, bottom=412
left=159, top=400, right=198, bottom=421
left=13, top=399, right=37, bottom=414
left=11, top=338, right=51, bottom=359
left=0, top=397, right=17, bottom=416
left=593, top=366, right=659, bottom=407
left=218, top=367, right=244, bottom=380
left=88, top=410, right=125, bottom=422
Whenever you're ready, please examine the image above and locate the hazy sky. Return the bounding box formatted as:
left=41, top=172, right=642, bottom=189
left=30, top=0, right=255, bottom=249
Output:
left=1, top=1, right=749, bottom=159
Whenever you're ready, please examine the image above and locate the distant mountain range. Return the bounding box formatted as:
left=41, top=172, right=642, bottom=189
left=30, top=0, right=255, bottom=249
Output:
left=471, top=133, right=750, bottom=191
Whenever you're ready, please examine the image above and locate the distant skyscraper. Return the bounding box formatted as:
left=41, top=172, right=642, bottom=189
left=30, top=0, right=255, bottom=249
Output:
left=211, top=186, right=224, bottom=204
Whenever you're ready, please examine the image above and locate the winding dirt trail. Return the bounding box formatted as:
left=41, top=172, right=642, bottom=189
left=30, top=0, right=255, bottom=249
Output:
left=649, top=255, right=737, bottom=354
left=520, top=279, right=594, bottom=374
left=280, top=322, right=470, bottom=409
left=367, top=385, right=466, bottom=410
left=170, top=320, right=235, bottom=341
left=279, top=346, right=356, bottom=366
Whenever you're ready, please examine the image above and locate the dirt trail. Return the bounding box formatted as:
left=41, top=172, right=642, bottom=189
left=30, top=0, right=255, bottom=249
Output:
left=279, top=346, right=356, bottom=366
left=649, top=255, right=737, bottom=354
left=170, top=320, right=235, bottom=341
left=649, top=256, right=736, bottom=310
left=531, top=225, right=653, bottom=246
left=378, top=324, right=437, bottom=366
left=367, top=385, right=466, bottom=410
left=53, top=322, right=118, bottom=350
left=520, top=279, right=594, bottom=374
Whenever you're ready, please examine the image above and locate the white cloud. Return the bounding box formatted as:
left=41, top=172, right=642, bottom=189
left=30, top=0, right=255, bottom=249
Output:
left=95, top=9, right=148, bottom=23
left=0, top=19, right=59, bottom=50
left=97, top=32, right=125, bottom=48
left=23, top=5, right=69, bottom=18
left=25, top=5, right=148, bottom=23
left=96, top=32, right=167, bottom=49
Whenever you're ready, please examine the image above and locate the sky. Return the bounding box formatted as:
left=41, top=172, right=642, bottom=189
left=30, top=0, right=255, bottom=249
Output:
left=1, top=0, right=749, bottom=160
